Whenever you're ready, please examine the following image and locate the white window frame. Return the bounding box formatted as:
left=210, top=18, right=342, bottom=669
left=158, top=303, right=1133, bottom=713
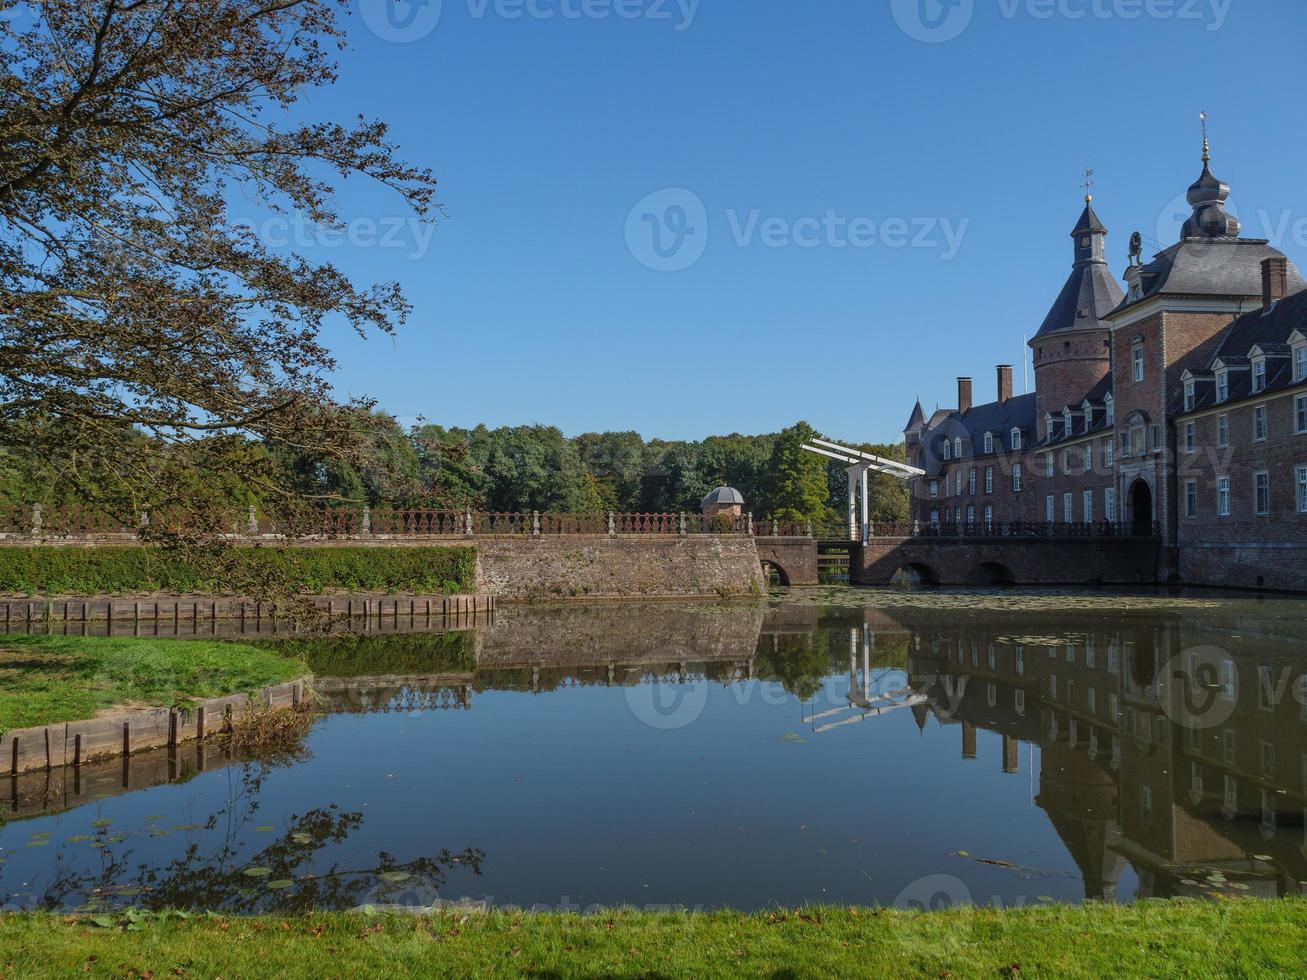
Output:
left=1217, top=414, right=1229, bottom=448
left=1296, top=394, right=1307, bottom=435
left=968, top=468, right=976, bottom=495
left=929, top=479, right=938, bottom=499
left=1184, top=420, right=1196, bottom=454
left=1105, top=440, right=1114, bottom=468
left=1216, top=368, right=1229, bottom=403
left=1184, top=378, right=1195, bottom=411
left=1045, top=453, right=1054, bottom=478
left=1217, top=476, right=1231, bottom=517
left=1295, top=343, right=1307, bottom=383
left=1046, top=495, right=1055, bottom=523
left=1063, top=492, right=1073, bottom=523
left=1132, top=345, right=1145, bottom=383
left=1010, top=428, right=1022, bottom=451
left=1252, top=356, right=1266, bottom=394
left=1254, top=470, right=1270, bottom=516
left=1297, top=465, right=1307, bottom=514
left=1012, top=463, right=1022, bottom=493
left=983, top=432, right=993, bottom=454
left=1105, top=487, right=1117, bottom=522
left=941, top=439, right=951, bottom=461
left=1105, top=394, right=1114, bottom=425
left=1083, top=489, right=1093, bottom=521
left=983, top=504, right=993, bottom=530
left=953, top=437, right=962, bottom=459
left=1253, top=404, right=1268, bottom=442
left=984, top=466, right=993, bottom=494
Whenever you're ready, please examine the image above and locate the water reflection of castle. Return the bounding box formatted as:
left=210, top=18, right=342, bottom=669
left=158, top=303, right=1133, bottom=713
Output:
left=904, top=610, right=1307, bottom=902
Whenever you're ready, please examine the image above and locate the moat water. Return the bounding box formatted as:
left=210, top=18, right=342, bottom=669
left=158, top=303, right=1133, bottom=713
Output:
left=4, top=587, right=1307, bottom=913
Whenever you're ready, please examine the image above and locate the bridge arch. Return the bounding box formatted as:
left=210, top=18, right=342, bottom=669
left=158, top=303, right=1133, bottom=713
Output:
left=891, top=562, right=939, bottom=589
left=966, top=561, right=1015, bottom=587
left=761, top=559, right=791, bottom=587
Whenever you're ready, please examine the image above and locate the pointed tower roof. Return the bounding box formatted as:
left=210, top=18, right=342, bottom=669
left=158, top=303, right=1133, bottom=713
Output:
left=1031, top=196, right=1124, bottom=342
left=903, top=399, right=925, bottom=433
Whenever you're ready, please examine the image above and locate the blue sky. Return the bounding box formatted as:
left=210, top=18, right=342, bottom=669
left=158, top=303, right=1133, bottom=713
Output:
left=306, top=0, right=1306, bottom=444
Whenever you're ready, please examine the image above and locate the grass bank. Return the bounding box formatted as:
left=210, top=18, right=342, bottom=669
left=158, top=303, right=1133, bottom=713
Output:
left=0, top=902, right=1303, bottom=978
left=0, top=635, right=306, bottom=733
left=0, top=545, right=477, bottom=597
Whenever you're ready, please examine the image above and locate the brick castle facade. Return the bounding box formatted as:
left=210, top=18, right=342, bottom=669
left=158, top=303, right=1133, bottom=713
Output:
left=903, top=140, right=1307, bottom=591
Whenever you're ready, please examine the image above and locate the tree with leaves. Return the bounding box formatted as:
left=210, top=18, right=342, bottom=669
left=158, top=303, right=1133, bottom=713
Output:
left=0, top=0, right=437, bottom=532
left=764, top=422, right=828, bottom=524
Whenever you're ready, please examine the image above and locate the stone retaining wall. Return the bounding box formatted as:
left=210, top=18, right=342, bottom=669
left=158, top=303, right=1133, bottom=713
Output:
left=1, top=677, right=310, bottom=776
left=476, top=536, right=765, bottom=600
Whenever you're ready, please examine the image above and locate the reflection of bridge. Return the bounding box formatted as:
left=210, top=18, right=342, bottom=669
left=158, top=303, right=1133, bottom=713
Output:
left=802, top=626, right=927, bottom=733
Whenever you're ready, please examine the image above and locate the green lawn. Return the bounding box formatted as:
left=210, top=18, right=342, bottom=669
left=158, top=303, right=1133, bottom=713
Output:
left=0, top=635, right=306, bottom=734
left=1, top=902, right=1304, bottom=978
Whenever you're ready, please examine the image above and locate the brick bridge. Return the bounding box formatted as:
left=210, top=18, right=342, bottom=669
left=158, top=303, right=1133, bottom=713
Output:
left=843, top=523, right=1161, bottom=587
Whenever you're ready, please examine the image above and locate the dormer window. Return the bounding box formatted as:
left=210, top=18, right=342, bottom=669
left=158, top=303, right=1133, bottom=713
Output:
left=1010, top=428, right=1022, bottom=451
left=942, top=439, right=951, bottom=461
left=1105, top=394, right=1114, bottom=426
left=1183, top=379, right=1195, bottom=412
left=1045, top=413, right=1055, bottom=438
left=953, top=437, right=962, bottom=459
left=1215, top=369, right=1229, bottom=403
left=983, top=432, right=993, bottom=455
left=1295, top=340, right=1307, bottom=382
left=1062, top=409, right=1072, bottom=435
left=1251, top=356, right=1266, bottom=394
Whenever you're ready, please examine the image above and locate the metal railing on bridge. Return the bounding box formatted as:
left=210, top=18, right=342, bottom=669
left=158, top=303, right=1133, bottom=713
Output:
left=814, top=520, right=1160, bottom=541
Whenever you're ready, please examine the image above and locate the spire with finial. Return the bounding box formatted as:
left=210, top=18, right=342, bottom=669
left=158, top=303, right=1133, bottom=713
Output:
left=1070, top=171, right=1108, bottom=267
left=1182, top=111, right=1239, bottom=239
left=1082, top=167, right=1095, bottom=204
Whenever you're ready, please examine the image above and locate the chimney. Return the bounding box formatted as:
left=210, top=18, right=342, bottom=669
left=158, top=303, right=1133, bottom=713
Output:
left=1262, top=256, right=1288, bottom=308
left=996, top=365, right=1013, bottom=404
left=957, top=377, right=973, bottom=414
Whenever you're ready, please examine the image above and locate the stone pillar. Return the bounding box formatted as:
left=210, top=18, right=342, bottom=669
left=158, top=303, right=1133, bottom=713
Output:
left=247, top=504, right=258, bottom=536
left=464, top=509, right=474, bottom=537
left=607, top=511, right=615, bottom=537
left=678, top=511, right=686, bottom=535
left=746, top=512, right=753, bottom=535
left=532, top=511, right=540, bottom=536
left=30, top=502, right=41, bottom=537
left=361, top=504, right=371, bottom=537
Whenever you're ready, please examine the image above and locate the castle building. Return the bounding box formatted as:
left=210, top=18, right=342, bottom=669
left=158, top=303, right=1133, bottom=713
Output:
left=905, top=134, right=1307, bottom=590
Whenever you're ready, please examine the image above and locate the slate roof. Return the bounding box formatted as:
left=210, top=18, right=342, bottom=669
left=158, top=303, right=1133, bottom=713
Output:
left=915, top=393, right=1037, bottom=476
left=1115, top=238, right=1305, bottom=314
left=1032, top=203, right=1124, bottom=341
left=904, top=400, right=925, bottom=433
left=1040, top=373, right=1114, bottom=448
left=701, top=486, right=744, bottom=508
left=1174, top=287, right=1307, bottom=417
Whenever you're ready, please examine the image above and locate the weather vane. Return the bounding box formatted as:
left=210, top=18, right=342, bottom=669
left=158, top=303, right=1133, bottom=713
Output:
left=1081, top=168, right=1095, bottom=203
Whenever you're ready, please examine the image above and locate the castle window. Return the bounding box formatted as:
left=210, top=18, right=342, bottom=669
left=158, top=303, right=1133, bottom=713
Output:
left=930, top=509, right=939, bottom=527
left=929, top=479, right=938, bottom=499
left=1185, top=480, right=1198, bottom=518
left=1297, top=395, right=1307, bottom=434
left=1252, top=357, right=1267, bottom=393
left=968, top=469, right=976, bottom=495
left=1217, top=414, right=1229, bottom=448
left=1105, top=440, right=1114, bottom=468
left=1295, top=343, right=1307, bottom=383
left=1183, top=378, right=1195, bottom=411
left=983, top=432, right=993, bottom=454
left=1046, top=495, right=1055, bottom=522
left=1084, top=448, right=1092, bottom=474
left=1063, top=492, right=1073, bottom=523
left=1045, top=453, right=1054, bottom=478
left=983, top=504, right=993, bottom=530
left=1296, top=466, right=1307, bottom=514
left=1253, top=405, right=1268, bottom=441
left=1012, top=464, right=1023, bottom=492
left=953, top=437, right=962, bottom=459
left=1216, top=368, right=1229, bottom=403
left=942, top=439, right=951, bottom=461
left=1149, top=424, right=1161, bottom=453
left=1063, top=408, right=1072, bottom=433
left=1106, top=487, right=1117, bottom=521
left=1255, top=471, right=1270, bottom=516
left=1132, top=345, right=1145, bottom=383
left=985, top=467, right=993, bottom=494
left=1083, top=490, right=1093, bottom=521
left=1184, top=421, right=1196, bottom=454
left=1010, top=428, right=1022, bottom=451
left=1217, top=476, right=1231, bottom=516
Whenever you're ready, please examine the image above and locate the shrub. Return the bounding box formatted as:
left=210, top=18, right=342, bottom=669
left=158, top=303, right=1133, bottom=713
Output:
left=0, top=546, right=477, bottom=596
